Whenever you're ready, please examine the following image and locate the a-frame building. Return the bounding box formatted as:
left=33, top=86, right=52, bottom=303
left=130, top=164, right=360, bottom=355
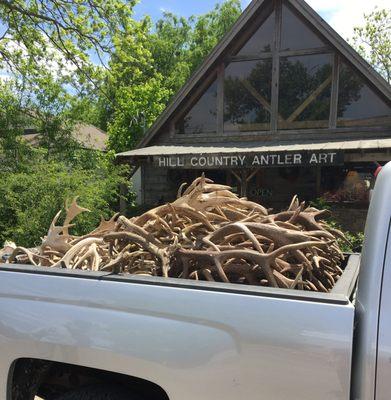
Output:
left=118, top=0, right=391, bottom=230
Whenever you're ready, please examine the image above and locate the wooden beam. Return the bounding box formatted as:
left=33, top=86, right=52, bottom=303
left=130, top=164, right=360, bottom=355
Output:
left=278, top=119, right=329, bottom=129
left=287, top=75, right=332, bottom=123
left=119, top=182, right=128, bottom=214
left=169, top=120, right=175, bottom=138
left=224, top=122, right=270, bottom=132
left=242, top=79, right=272, bottom=112
left=337, top=116, right=391, bottom=128
left=344, top=152, right=391, bottom=162
left=217, top=63, right=225, bottom=135
left=246, top=168, right=260, bottom=182
left=316, top=166, right=322, bottom=196
left=279, top=46, right=332, bottom=57
left=141, top=165, right=146, bottom=205
left=270, top=0, right=282, bottom=132
left=329, top=53, right=339, bottom=129
left=230, top=170, right=242, bottom=183
left=230, top=53, right=273, bottom=62
left=230, top=169, right=260, bottom=198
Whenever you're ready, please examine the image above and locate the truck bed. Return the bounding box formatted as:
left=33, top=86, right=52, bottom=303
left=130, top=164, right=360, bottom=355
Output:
left=0, top=255, right=359, bottom=400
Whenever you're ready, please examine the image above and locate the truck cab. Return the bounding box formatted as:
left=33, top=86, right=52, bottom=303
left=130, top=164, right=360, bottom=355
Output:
left=352, top=161, right=391, bottom=400
left=0, top=163, right=390, bottom=400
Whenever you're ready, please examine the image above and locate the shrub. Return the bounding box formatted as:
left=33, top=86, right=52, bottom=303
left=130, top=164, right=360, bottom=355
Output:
left=0, top=153, right=133, bottom=247
left=310, top=198, right=364, bottom=253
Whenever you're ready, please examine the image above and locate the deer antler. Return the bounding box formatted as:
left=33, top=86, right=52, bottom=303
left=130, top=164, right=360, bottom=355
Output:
left=4, top=175, right=346, bottom=293
left=63, top=197, right=90, bottom=235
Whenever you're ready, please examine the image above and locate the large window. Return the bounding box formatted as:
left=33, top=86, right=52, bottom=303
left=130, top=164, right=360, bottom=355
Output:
left=175, top=79, right=218, bottom=134
left=337, top=63, right=391, bottom=127
left=171, top=0, right=390, bottom=136
left=224, top=59, right=272, bottom=132
left=278, top=54, right=332, bottom=129
left=281, top=4, right=325, bottom=51
left=236, top=11, right=275, bottom=56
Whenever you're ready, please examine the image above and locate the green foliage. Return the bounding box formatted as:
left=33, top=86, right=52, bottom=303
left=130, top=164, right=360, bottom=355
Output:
left=0, top=153, right=132, bottom=247
left=104, top=0, right=242, bottom=152
left=310, top=198, right=364, bottom=253
left=342, top=231, right=365, bottom=253
left=187, top=0, right=242, bottom=72
left=327, top=220, right=364, bottom=253
left=0, top=0, right=137, bottom=93
left=310, top=197, right=331, bottom=211
left=352, top=8, right=391, bottom=83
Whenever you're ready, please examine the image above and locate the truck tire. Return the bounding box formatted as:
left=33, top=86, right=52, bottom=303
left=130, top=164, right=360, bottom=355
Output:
left=55, top=384, right=142, bottom=400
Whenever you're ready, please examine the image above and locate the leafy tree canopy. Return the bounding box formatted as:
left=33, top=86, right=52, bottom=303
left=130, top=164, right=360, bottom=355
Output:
left=352, top=8, right=391, bottom=83
left=104, top=0, right=242, bottom=152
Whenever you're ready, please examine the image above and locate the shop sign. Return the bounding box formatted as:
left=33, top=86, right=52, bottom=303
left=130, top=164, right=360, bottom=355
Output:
left=153, top=151, right=344, bottom=169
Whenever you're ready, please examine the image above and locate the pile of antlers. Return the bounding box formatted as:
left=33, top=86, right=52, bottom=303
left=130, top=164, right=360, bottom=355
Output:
left=3, top=175, right=347, bottom=292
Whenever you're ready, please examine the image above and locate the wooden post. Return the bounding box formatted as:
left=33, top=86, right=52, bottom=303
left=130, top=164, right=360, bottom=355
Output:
left=271, top=0, right=282, bottom=132
left=329, top=53, right=340, bottom=129
left=230, top=168, right=260, bottom=198
left=217, top=64, right=225, bottom=135
left=316, top=166, right=322, bottom=197
left=240, top=170, right=248, bottom=198
left=120, top=182, right=127, bottom=215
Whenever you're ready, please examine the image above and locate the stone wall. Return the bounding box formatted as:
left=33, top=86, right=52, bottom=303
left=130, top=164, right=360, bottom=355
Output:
left=328, top=203, right=368, bottom=233
left=142, top=165, right=177, bottom=206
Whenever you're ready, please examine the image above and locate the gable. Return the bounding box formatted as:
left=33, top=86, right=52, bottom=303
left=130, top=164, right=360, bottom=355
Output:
left=141, top=0, right=391, bottom=148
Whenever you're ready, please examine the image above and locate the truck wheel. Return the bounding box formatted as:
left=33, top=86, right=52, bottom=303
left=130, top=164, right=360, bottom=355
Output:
left=55, top=384, right=142, bottom=400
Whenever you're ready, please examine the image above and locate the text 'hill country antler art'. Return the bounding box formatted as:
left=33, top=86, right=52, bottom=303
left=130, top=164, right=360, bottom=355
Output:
left=2, top=175, right=347, bottom=292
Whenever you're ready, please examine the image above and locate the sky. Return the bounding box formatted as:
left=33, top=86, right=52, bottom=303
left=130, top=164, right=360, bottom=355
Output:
left=134, top=0, right=390, bottom=40
left=1, top=0, right=388, bottom=82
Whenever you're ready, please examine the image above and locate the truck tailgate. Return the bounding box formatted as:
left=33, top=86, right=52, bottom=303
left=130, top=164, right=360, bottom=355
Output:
left=0, top=264, right=355, bottom=400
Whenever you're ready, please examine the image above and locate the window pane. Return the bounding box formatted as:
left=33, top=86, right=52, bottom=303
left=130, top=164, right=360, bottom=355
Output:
left=224, top=59, right=272, bottom=132
left=278, top=54, right=332, bottom=129
left=337, top=63, right=391, bottom=127
left=175, top=79, right=217, bottom=134
left=236, top=11, right=274, bottom=56
left=281, top=4, right=325, bottom=51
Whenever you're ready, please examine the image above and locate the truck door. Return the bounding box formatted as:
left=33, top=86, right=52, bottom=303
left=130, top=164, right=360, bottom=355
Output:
left=375, top=221, right=391, bottom=400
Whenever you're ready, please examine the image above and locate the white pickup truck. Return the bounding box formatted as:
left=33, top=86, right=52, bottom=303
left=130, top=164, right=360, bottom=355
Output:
left=0, top=162, right=390, bottom=400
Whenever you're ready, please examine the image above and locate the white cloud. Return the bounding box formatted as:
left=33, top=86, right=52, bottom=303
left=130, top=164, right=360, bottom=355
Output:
left=2, top=37, right=78, bottom=79
left=305, top=0, right=390, bottom=40
left=241, top=0, right=389, bottom=40
left=0, top=71, right=11, bottom=82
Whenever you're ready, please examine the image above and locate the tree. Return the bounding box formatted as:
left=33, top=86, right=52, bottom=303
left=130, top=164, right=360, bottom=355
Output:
left=105, top=0, right=242, bottom=152
left=0, top=153, right=132, bottom=247
left=187, top=0, right=242, bottom=73
left=148, top=13, right=193, bottom=95
left=148, top=0, right=242, bottom=96
left=99, top=17, right=171, bottom=152
left=352, top=8, right=391, bottom=83
left=0, top=0, right=138, bottom=91
left=0, top=82, right=34, bottom=171
left=0, top=1, right=145, bottom=164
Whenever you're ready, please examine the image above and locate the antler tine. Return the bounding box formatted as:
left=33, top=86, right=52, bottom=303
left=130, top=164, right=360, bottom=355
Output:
left=63, top=197, right=90, bottom=235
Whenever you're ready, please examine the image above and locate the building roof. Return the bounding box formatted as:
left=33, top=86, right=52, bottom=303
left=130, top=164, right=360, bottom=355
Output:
left=135, top=0, right=391, bottom=150
left=117, top=137, right=391, bottom=159
left=24, top=123, right=107, bottom=151
left=72, top=123, right=107, bottom=151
